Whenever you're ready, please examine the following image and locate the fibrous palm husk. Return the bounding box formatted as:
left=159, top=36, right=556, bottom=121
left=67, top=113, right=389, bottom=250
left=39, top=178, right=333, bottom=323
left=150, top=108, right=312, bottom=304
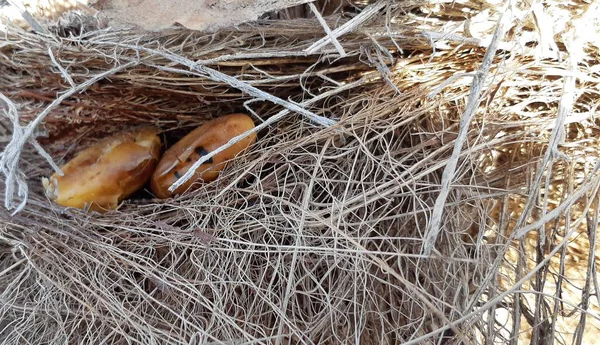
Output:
left=0, top=0, right=599, bottom=344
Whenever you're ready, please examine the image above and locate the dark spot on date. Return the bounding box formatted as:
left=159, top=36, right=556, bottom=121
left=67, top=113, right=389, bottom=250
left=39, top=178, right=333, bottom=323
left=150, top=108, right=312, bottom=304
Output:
left=194, top=147, right=213, bottom=164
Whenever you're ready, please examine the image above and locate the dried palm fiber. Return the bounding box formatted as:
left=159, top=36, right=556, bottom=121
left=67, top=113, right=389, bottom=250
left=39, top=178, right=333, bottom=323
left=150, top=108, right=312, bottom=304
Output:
left=0, top=0, right=92, bottom=31
left=1, top=0, right=600, bottom=344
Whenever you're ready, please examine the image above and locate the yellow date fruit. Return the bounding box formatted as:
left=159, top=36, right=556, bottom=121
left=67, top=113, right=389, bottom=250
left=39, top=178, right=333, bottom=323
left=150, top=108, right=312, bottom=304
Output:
left=42, top=126, right=162, bottom=212
left=150, top=113, right=256, bottom=199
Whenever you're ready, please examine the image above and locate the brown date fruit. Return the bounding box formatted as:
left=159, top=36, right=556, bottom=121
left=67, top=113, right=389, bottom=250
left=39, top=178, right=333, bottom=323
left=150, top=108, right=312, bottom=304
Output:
left=42, top=126, right=162, bottom=212
left=150, top=113, right=256, bottom=199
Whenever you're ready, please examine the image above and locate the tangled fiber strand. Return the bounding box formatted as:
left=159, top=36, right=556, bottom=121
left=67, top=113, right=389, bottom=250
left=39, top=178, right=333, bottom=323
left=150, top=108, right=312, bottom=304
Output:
left=0, top=90, right=493, bottom=344
left=1, top=0, right=600, bottom=344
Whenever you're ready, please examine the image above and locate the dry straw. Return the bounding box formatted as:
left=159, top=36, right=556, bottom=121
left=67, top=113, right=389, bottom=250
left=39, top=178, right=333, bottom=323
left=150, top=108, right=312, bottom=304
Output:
left=1, top=0, right=600, bottom=344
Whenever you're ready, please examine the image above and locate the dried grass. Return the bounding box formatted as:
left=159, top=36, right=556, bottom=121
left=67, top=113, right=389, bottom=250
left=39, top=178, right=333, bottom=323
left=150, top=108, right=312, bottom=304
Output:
left=1, top=0, right=600, bottom=344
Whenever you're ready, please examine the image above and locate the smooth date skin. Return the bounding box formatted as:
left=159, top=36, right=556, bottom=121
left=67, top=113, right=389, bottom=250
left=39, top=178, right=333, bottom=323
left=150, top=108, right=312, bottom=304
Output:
left=150, top=113, right=257, bottom=199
